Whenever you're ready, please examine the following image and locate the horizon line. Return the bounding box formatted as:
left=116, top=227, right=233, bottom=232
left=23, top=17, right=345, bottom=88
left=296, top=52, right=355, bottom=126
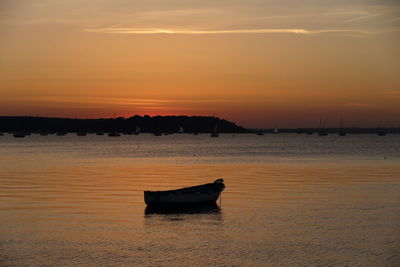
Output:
left=0, top=115, right=398, bottom=129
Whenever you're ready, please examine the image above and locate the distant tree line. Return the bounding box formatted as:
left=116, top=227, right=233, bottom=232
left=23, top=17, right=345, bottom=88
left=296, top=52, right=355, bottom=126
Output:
left=0, top=115, right=249, bottom=133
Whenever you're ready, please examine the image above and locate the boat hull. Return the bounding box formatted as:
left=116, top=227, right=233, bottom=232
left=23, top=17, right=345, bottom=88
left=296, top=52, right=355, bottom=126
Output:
left=145, top=203, right=220, bottom=214
left=144, top=180, right=224, bottom=207
left=145, top=191, right=221, bottom=207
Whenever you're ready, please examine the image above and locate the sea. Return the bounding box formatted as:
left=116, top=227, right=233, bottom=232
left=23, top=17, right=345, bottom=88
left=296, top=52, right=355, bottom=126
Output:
left=0, top=133, right=399, bottom=266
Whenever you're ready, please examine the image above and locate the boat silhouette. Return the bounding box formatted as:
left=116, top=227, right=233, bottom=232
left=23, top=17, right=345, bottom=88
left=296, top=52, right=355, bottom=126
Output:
left=108, top=132, right=120, bottom=137
left=13, top=133, right=26, bottom=138
left=135, top=126, right=140, bottom=135
left=339, top=117, right=346, bottom=136
left=144, top=179, right=225, bottom=207
left=211, top=122, right=219, bottom=137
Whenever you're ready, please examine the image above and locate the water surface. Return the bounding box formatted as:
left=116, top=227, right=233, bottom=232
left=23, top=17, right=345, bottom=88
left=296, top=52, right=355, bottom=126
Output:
left=1, top=133, right=399, bottom=266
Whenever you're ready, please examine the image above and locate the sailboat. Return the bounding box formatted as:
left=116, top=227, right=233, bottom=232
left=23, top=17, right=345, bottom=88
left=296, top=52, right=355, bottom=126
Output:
left=178, top=126, right=184, bottom=133
left=135, top=126, right=140, bottom=135
left=339, top=118, right=346, bottom=136
left=211, top=123, right=219, bottom=137
left=318, top=120, right=328, bottom=136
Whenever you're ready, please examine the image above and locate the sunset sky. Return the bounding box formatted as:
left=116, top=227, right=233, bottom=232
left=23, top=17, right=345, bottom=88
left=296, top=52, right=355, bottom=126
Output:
left=0, top=0, right=399, bottom=128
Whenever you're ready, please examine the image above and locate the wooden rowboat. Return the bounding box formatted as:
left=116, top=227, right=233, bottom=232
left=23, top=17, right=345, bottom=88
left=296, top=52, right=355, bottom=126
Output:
left=144, top=179, right=225, bottom=207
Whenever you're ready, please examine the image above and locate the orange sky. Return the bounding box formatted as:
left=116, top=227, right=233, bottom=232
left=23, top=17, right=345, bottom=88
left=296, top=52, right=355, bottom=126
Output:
left=0, top=0, right=399, bottom=127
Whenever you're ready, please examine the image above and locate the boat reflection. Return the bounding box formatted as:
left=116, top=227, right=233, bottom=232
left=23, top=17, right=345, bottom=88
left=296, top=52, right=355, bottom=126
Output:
left=145, top=203, right=221, bottom=215
left=143, top=203, right=223, bottom=227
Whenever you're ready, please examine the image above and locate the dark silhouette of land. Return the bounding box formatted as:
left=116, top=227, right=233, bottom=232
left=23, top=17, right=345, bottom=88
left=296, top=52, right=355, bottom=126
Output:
left=0, top=116, right=398, bottom=135
left=0, top=115, right=248, bottom=133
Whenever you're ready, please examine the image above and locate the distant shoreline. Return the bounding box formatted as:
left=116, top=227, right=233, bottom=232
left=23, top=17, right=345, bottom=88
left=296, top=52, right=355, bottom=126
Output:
left=0, top=115, right=248, bottom=133
left=0, top=116, right=398, bottom=134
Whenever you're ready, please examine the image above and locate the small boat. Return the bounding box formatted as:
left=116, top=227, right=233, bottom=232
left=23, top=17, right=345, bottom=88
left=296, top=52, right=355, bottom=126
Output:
left=144, top=179, right=225, bottom=207
left=318, top=120, right=328, bottom=136
left=338, top=118, right=346, bottom=136
left=377, top=131, right=386, bottom=136
left=56, top=132, right=67, bottom=136
left=13, top=133, right=26, bottom=138
left=76, top=132, right=87, bottom=136
left=108, top=132, right=120, bottom=137
left=210, top=123, right=219, bottom=137
left=96, top=132, right=105, bottom=135
left=135, top=126, right=140, bottom=135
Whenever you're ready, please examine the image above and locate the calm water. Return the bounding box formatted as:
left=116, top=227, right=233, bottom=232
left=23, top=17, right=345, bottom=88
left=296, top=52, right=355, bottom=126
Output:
left=1, top=133, right=399, bottom=266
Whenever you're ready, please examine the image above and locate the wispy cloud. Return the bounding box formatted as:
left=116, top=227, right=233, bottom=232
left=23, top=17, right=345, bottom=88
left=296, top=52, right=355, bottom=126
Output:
left=341, top=12, right=382, bottom=24
left=83, top=27, right=386, bottom=36
left=346, top=102, right=377, bottom=108
left=32, top=96, right=239, bottom=106
left=83, top=27, right=310, bottom=35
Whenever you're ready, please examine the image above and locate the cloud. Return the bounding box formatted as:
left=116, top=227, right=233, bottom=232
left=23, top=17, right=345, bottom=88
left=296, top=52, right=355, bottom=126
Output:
left=31, top=96, right=239, bottom=106
left=83, top=27, right=310, bottom=35
left=82, top=27, right=386, bottom=36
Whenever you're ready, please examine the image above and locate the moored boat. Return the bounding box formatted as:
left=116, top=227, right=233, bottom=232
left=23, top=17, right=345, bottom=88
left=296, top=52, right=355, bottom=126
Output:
left=338, top=117, right=346, bottom=136
left=318, top=131, right=328, bottom=136
left=13, top=132, right=26, bottom=138
left=377, top=131, right=386, bottom=136
left=210, top=123, right=219, bottom=137
left=108, top=132, right=120, bottom=137
left=135, top=126, right=140, bottom=135
left=144, top=179, right=225, bottom=207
